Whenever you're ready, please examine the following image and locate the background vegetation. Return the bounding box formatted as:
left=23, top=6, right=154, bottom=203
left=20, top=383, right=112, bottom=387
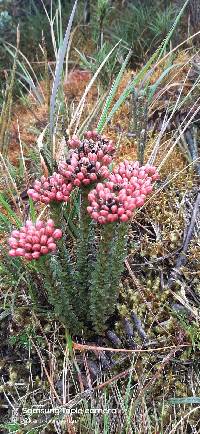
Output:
left=0, top=0, right=200, bottom=433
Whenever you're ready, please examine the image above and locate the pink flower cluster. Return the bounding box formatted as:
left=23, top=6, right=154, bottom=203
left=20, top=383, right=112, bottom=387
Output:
left=58, top=131, right=115, bottom=187
left=28, top=174, right=73, bottom=204
left=8, top=219, right=62, bottom=260
left=87, top=161, right=159, bottom=224
left=112, top=160, right=159, bottom=184
left=27, top=131, right=115, bottom=204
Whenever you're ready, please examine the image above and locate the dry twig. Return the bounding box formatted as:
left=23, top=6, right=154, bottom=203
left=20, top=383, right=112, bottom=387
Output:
left=168, top=192, right=200, bottom=288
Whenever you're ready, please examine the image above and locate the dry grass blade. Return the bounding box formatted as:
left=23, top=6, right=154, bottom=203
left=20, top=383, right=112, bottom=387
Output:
left=0, top=27, right=20, bottom=154
left=36, top=125, right=49, bottom=177
left=168, top=406, right=200, bottom=434
left=158, top=99, right=200, bottom=169
left=148, top=63, right=192, bottom=164
left=72, top=342, right=189, bottom=353
left=0, top=153, right=24, bottom=214
left=130, top=346, right=183, bottom=414
left=30, top=338, right=62, bottom=405
left=170, top=193, right=200, bottom=272
left=136, top=157, right=200, bottom=218
left=50, top=0, right=78, bottom=143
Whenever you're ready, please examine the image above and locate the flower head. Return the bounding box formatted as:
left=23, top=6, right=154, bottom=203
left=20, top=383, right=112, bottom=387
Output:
left=87, top=160, right=159, bottom=224
left=28, top=173, right=73, bottom=204
left=87, top=182, right=136, bottom=224
left=58, top=131, right=115, bottom=187
left=8, top=219, right=62, bottom=260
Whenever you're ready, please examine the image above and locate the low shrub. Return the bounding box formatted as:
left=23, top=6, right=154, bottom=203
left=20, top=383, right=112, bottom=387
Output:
left=7, top=130, right=159, bottom=335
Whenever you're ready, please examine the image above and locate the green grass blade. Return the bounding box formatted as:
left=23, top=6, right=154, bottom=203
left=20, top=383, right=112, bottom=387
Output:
left=147, top=63, right=179, bottom=102
left=0, top=211, right=13, bottom=230
left=169, top=397, right=200, bottom=405
left=28, top=198, right=37, bottom=223
left=70, top=41, right=121, bottom=130
left=0, top=194, right=21, bottom=227
left=4, top=43, right=44, bottom=102
left=101, top=0, right=189, bottom=128
left=158, top=0, right=189, bottom=60
left=97, top=49, right=132, bottom=133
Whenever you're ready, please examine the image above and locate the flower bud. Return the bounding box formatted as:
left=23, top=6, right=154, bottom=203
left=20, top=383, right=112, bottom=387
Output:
left=135, top=197, right=144, bottom=207
left=9, top=249, right=16, bottom=257
left=82, top=179, right=91, bottom=186
left=40, top=246, right=49, bottom=254
left=32, top=244, right=41, bottom=252
left=45, top=226, right=54, bottom=236
left=24, top=253, right=33, bottom=260
left=117, top=207, right=124, bottom=216
left=111, top=205, right=118, bottom=213
left=47, top=219, right=55, bottom=227
left=18, top=240, right=26, bottom=248
left=89, top=173, right=97, bottom=181
left=25, top=243, right=32, bottom=251
left=126, top=210, right=132, bottom=218
left=42, top=197, right=50, bottom=204
left=84, top=130, right=92, bottom=139
left=53, top=229, right=62, bottom=239
left=11, top=230, right=20, bottom=238
left=26, top=235, right=33, bottom=243
left=74, top=179, right=81, bottom=187
left=40, top=235, right=48, bottom=245
left=56, top=192, right=64, bottom=201
left=77, top=172, right=84, bottom=180
left=100, top=210, right=108, bottom=217
left=16, top=248, right=25, bottom=256
left=32, top=236, right=40, bottom=244
left=32, top=192, right=40, bottom=201
left=91, top=212, right=99, bottom=220
left=120, top=214, right=129, bottom=222
left=8, top=238, right=18, bottom=248
left=32, top=251, right=40, bottom=259
left=39, top=228, right=46, bottom=236
left=35, top=220, right=44, bottom=230
left=98, top=216, right=106, bottom=224
left=47, top=237, right=54, bottom=245
left=48, top=243, right=57, bottom=252
left=107, top=214, right=117, bottom=223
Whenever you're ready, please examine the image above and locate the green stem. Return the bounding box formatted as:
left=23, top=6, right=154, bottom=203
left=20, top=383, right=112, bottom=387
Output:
left=36, top=255, right=82, bottom=334
left=110, top=222, right=128, bottom=298
left=50, top=201, right=75, bottom=283
left=90, top=222, right=128, bottom=334
left=49, top=202, right=84, bottom=326
left=75, top=188, right=93, bottom=321
left=89, top=222, right=117, bottom=334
